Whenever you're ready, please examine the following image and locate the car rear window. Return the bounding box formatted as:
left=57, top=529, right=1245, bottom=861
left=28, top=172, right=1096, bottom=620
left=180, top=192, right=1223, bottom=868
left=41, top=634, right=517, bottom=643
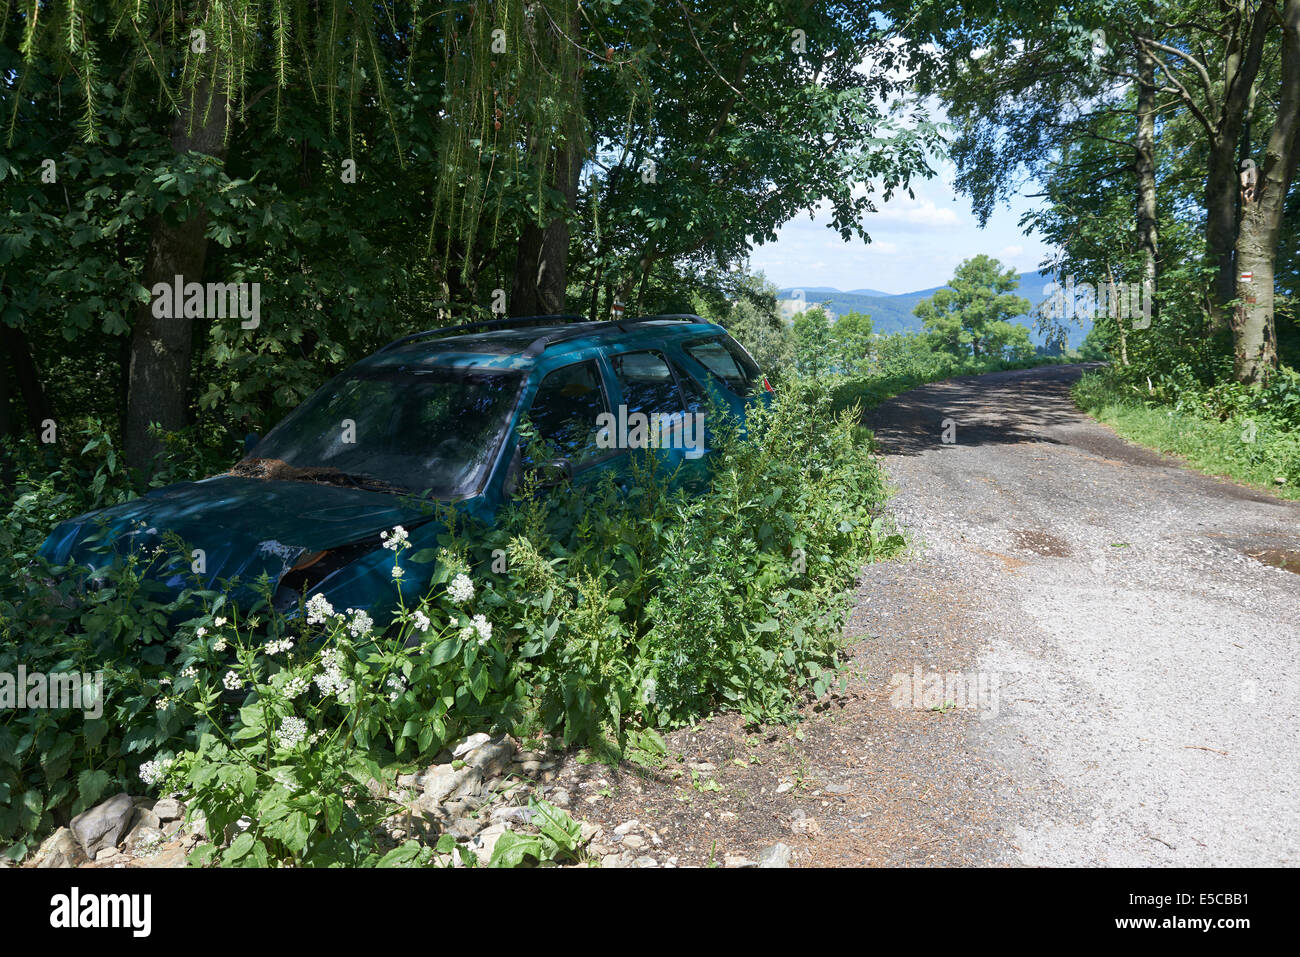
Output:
left=683, top=335, right=762, bottom=396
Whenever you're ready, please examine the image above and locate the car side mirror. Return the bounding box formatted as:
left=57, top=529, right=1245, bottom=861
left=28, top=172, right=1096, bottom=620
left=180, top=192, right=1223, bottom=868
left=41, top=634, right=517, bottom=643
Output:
left=538, top=457, right=573, bottom=488
left=244, top=433, right=260, bottom=454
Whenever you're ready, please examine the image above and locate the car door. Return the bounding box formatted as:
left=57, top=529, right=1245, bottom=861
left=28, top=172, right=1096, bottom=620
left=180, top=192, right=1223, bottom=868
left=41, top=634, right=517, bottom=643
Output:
left=607, top=348, right=710, bottom=486
left=514, top=357, right=627, bottom=491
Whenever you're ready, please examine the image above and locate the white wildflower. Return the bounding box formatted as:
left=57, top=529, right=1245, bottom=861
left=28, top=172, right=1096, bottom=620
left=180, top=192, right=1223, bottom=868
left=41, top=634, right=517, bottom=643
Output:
left=386, top=674, right=408, bottom=702
left=214, top=617, right=228, bottom=627
left=345, top=608, right=373, bottom=638
left=412, top=609, right=431, bottom=632
left=264, top=637, right=295, bottom=655
left=276, top=716, right=309, bottom=749
left=315, top=648, right=352, bottom=699
left=282, top=675, right=310, bottom=699
left=391, top=565, right=404, bottom=579
left=223, top=670, right=242, bottom=691
left=381, top=525, right=409, bottom=551
left=212, top=636, right=228, bottom=653
left=447, top=573, right=474, bottom=604
left=138, top=758, right=173, bottom=787
left=305, top=593, right=335, bottom=625
left=471, top=614, right=492, bottom=645
left=181, top=665, right=198, bottom=680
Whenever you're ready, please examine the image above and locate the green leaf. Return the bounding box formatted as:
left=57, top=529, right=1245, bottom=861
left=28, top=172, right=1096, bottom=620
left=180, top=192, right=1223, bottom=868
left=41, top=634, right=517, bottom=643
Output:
left=488, top=830, right=547, bottom=868
left=83, top=719, right=109, bottom=749
left=75, top=769, right=112, bottom=812
left=377, top=840, right=425, bottom=867
left=428, top=638, right=459, bottom=666
left=226, top=831, right=256, bottom=861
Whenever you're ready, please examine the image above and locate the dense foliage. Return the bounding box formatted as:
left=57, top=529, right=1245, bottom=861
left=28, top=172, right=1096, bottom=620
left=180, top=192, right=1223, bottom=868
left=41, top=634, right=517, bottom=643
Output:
left=0, top=379, right=902, bottom=861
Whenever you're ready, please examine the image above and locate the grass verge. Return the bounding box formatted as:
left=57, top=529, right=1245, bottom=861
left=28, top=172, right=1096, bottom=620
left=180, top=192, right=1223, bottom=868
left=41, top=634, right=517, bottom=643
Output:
left=1072, top=371, right=1300, bottom=501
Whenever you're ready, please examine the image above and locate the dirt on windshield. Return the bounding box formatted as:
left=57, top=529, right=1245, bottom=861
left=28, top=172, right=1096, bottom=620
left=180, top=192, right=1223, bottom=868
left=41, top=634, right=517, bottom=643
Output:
left=228, top=458, right=405, bottom=494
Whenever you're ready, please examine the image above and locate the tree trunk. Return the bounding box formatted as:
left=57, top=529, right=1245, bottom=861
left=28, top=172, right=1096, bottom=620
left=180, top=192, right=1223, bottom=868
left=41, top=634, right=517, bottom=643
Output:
left=1231, top=0, right=1300, bottom=384
left=1205, top=138, right=1243, bottom=328
left=1, top=325, right=54, bottom=437
left=1107, top=269, right=1130, bottom=366
left=509, top=2, right=583, bottom=319
left=1135, top=41, right=1160, bottom=325
left=1189, top=6, right=1273, bottom=330
left=509, top=137, right=581, bottom=317
left=124, top=79, right=228, bottom=469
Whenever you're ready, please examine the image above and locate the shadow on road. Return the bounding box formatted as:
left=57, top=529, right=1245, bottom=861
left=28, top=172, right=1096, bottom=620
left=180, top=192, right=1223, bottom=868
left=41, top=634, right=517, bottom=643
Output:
left=862, top=364, right=1095, bottom=457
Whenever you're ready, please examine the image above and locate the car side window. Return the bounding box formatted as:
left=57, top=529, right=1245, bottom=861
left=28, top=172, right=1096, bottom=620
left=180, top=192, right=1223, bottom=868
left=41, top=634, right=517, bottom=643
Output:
left=525, top=359, right=610, bottom=468
left=611, top=350, right=686, bottom=418
left=669, top=360, right=709, bottom=414
left=683, top=336, right=761, bottom=395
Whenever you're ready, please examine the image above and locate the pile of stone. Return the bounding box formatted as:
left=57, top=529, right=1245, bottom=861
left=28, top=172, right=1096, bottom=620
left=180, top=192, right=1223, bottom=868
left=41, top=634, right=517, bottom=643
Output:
left=24, top=733, right=593, bottom=869
left=27, top=792, right=197, bottom=869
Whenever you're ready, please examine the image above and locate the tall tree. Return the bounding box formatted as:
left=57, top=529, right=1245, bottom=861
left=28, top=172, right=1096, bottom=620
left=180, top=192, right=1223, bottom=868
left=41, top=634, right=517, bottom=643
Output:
left=576, top=1, right=944, bottom=316
left=1129, top=1, right=1276, bottom=332
left=11, top=0, right=405, bottom=466
left=830, top=310, right=875, bottom=373
left=1231, top=0, right=1300, bottom=383
left=914, top=255, right=1032, bottom=358
left=921, top=4, right=1164, bottom=341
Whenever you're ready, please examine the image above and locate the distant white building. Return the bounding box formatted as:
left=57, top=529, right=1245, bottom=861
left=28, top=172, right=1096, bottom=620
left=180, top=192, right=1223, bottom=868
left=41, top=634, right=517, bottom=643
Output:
left=777, top=297, right=837, bottom=324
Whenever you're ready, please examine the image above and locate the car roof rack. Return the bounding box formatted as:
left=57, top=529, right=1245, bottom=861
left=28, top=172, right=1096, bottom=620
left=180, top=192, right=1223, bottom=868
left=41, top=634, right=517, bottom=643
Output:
left=377, top=314, right=586, bottom=353
left=621, top=313, right=704, bottom=323
left=379, top=312, right=706, bottom=359
left=521, top=314, right=702, bottom=358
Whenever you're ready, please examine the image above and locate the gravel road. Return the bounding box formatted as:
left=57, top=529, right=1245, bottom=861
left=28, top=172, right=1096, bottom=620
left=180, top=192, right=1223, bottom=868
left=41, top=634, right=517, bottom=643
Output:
left=857, top=363, right=1300, bottom=866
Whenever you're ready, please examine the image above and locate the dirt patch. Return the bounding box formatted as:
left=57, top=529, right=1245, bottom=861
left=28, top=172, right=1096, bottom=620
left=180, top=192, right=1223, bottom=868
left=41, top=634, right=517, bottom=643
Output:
left=972, top=547, right=1030, bottom=572
left=1011, top=528, right=1072, bottom=558
left=1241, top=547, right=1300, bottom=574
left=1206, top=534, right=1300, bottom=575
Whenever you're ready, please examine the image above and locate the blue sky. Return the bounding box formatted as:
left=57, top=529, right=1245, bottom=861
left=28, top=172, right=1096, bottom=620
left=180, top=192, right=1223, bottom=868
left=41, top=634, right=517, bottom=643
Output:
left=747, top=158, right=1054, bottom=296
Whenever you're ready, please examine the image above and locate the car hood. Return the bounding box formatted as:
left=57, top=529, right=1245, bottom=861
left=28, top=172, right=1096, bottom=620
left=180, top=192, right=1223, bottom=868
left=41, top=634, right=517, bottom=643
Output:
left=40, top=474, right=434, bottom=591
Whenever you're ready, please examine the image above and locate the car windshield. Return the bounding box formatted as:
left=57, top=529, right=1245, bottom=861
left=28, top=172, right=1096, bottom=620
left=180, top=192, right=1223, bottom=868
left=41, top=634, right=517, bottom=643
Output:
left=233, top=366, right=523, bottom=498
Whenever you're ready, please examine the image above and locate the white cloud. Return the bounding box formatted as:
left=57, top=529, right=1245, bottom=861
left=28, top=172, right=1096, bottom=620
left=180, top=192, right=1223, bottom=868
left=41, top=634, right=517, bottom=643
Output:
left=747, top=147, right=1058, bottom=293
left=873, top=197, right=960, bottom=229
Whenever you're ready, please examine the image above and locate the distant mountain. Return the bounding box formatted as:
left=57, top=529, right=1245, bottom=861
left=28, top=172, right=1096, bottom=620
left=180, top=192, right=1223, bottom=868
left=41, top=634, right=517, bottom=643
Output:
left=776, top=270, right=1091, bottom=349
